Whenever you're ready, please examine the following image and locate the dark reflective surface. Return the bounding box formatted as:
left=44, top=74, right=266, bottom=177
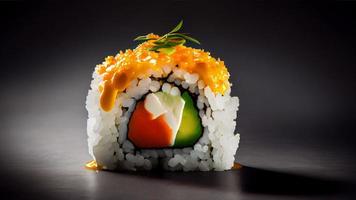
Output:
left=1, top=164, right=356, bottom=200
left=1, top=1, right=356, bottom=200
left=239, top=167, right=354, bottom=196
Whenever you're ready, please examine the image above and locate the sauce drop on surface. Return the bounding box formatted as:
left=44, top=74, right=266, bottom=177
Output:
left=232, top=162, right=242, bottom=170
left=96, top=34, right=230, bottom=111
left=85, top=160, right=102, bottom=171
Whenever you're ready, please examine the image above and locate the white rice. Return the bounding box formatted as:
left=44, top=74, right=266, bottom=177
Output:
left=86, top=67, right=240, bottom=171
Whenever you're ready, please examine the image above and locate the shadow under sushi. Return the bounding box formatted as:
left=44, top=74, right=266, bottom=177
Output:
left=109, top=165, right=356, bottom=197
left=113, top=169, right=238, bottom=191
left=239, top=166, right=355, bottom=196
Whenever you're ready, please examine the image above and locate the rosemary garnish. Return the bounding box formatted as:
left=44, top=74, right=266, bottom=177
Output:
left=134, top=20, right=200, bottom=54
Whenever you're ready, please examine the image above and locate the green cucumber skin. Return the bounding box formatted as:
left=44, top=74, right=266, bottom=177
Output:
left=174, top=91, right=202, bottom=147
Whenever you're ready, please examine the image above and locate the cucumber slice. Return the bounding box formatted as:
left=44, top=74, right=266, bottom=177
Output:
left=174, top=91, right=202, bottom=147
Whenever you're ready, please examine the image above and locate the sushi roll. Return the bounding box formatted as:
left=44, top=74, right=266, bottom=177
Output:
left=85, top=21, right=240, bottom=171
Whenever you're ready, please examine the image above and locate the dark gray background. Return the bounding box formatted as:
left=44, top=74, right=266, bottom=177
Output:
left=1, top=1, right=356, bottom=199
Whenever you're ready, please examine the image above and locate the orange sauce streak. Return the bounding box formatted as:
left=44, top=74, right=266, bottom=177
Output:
left=96, top=34, right=230, bottom=111
left=232, top=162, right=242, bottom=170
left=85, top=160, right=102, bottom=171
left=128, top=101, right=173, bottom=148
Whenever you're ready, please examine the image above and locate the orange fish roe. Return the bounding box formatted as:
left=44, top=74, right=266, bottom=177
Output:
left=96, top=34, right=230, bottom=111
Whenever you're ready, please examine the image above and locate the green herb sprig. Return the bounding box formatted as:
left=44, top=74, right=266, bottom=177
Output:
left=134, top=20, right=200, bottom=55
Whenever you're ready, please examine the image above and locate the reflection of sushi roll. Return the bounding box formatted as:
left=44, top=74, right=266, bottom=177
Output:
left=86, top=21, right=240, bottom=171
